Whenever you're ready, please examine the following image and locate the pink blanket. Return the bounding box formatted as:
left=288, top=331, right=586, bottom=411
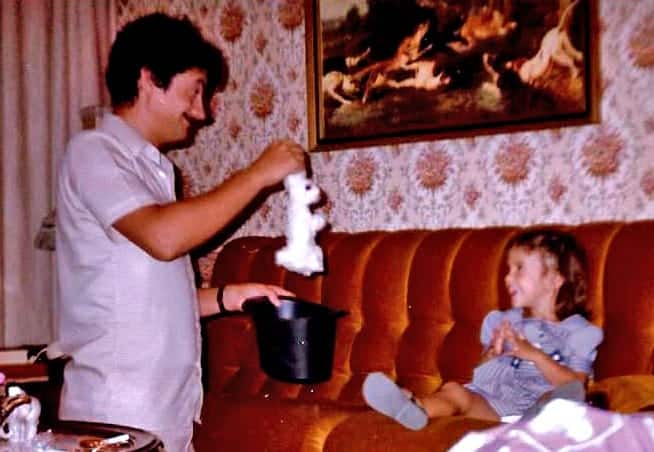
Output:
left=450, top=399, right=654, bottom=451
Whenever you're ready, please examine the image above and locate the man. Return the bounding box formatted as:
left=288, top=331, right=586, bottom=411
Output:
left=54, top=13, right=305, bottom=451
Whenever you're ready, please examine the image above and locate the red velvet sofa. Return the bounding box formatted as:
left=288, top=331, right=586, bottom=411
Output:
left=194, top=221, right=654, bottom=451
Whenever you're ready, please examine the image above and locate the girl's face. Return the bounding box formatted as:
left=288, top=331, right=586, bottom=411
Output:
left=504, top=246, right=563, bottom=316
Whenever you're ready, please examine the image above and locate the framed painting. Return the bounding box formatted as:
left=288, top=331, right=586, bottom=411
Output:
left=305, top=0, right=600, bottom=152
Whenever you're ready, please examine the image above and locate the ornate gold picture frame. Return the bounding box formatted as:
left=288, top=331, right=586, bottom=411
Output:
left=305, top=0, right=600, bottom=152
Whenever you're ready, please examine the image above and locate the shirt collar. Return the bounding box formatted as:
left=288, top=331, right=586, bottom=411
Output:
left=100, top=113, right=163, bottom=166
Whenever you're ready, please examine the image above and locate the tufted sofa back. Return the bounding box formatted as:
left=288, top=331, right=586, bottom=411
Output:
left=205, top=221, right=654, bottom=404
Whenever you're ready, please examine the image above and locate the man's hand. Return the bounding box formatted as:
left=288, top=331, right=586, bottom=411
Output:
left=248, top=139, right=307, bottom=188
left=223, top=283, right=295, bottom=311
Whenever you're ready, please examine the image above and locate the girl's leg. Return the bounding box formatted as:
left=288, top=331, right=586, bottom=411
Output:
left=362, top=372, right=428, bottom=430
left=363, top=374, right=499, bottom=430
left=419, top=382, right=500, bottom=422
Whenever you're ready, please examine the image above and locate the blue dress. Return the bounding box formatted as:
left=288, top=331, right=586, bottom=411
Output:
left=464, top=308, right=603, bottom=416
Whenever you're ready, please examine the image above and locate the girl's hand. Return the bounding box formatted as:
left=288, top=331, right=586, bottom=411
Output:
left=491, top=320, right=515, bottom=355
left=491, top=321, right=508, bottom=355
left=480, top=346, right=498, bottom=363
left=503, top=327, right=540, bottom=361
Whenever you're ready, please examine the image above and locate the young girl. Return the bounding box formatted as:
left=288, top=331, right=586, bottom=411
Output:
left=363, top=230, right=604, bottom=430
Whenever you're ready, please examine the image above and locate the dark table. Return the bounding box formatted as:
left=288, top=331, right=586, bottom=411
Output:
left=52, top=420, right=164, bottom=451
left=1, top=420, right=163, bottom=451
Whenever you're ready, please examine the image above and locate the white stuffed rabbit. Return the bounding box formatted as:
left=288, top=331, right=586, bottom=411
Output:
left=275, top=171, right=327, bottom=276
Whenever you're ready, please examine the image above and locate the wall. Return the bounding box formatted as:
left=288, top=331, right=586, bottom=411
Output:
left=117, top=0, right=654, bottom=283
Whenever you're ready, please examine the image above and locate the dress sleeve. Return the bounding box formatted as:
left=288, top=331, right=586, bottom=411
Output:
left=566, top=324, right=604, bottom=374
left=480, top=310, right=503, bottom=347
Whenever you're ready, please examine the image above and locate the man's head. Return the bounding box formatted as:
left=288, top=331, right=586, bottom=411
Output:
left=106, top=14, right=227, bottom=146
left=106, top=13, right=226, bottom=108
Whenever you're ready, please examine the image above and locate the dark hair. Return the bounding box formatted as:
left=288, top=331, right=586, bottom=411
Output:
left=105, top=13, right=227, bottom=107
left=507, top=229, right=589, bottom=320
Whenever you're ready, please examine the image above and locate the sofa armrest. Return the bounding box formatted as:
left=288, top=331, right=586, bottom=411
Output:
left=587, top=375, right=654, bottom=413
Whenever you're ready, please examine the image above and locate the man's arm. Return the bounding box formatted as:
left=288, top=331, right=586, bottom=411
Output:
left=197, top=284, right=294, bottom=317
left=113, top=140, right=305, bottom=260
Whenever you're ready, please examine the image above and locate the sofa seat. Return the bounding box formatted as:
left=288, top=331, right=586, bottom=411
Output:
left=323, top=413, right=497, bottom=452
left=194, top=393, right=496, bottom=452
left=195, top=395, right=365, bottom=451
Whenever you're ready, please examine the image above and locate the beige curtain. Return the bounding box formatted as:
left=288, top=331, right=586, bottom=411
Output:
left=0, top=0, right=116, bottom=347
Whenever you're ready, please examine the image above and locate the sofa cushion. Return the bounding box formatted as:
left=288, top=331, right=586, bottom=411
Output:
left=588, top=375, right=654, bottom=413
left=193, top=394, right=365, bottom=452
left=323, top=412, right=498, bottom=452
left=193, top=393, right=498, bottom=452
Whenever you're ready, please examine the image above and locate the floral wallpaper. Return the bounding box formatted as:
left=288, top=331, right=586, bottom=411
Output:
left=116, top=0, right=654, bottom=285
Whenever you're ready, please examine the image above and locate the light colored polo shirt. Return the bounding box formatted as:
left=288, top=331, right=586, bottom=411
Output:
left=55, top=114, right=202, bottom=449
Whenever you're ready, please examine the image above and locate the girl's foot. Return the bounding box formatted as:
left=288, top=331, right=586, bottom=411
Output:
left=362, top=372, right=428, bottom=430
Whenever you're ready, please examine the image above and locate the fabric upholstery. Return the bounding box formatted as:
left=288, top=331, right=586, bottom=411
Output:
left=195, top=221, right=654, bottom=451
left=587, top=375, right=654, bottom=413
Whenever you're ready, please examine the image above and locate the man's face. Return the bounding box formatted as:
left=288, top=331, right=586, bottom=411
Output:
left=150, top=68, right=208, bottom=146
